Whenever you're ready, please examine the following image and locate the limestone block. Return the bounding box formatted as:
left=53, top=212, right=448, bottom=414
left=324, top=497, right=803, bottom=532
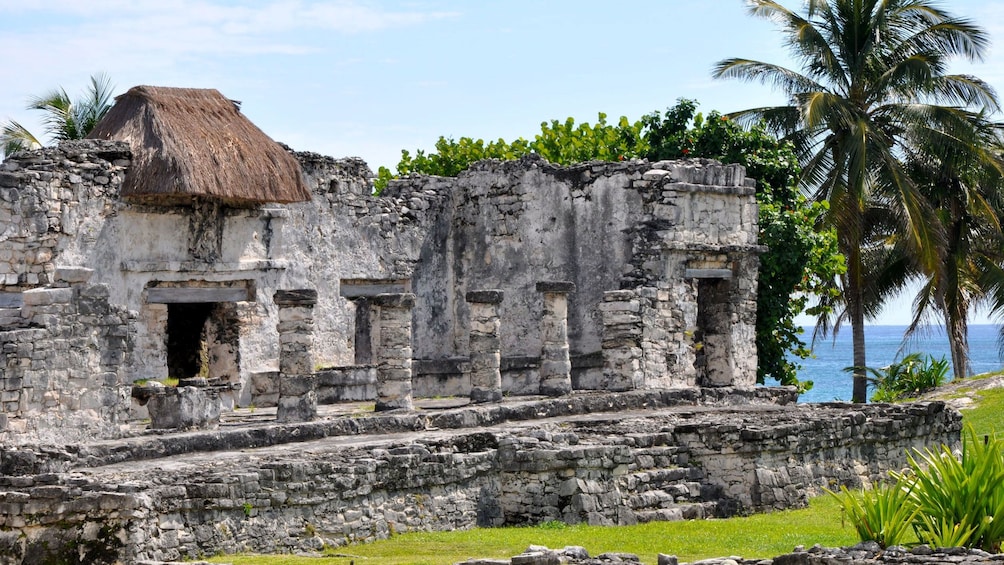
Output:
left=278, top=374, right=316, bottom=397
left=21, top=288, right=72, bottom=306
left=147, top=387, right=221, bottom=430
left=276, top=390, right=317, bottom=423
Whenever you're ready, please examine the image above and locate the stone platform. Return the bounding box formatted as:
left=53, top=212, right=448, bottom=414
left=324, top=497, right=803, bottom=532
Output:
left=0, top=390, right=961, bottom=564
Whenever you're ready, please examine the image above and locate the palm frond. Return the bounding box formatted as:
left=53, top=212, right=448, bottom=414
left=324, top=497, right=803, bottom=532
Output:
left=712, top=59, right=825, bottom=96
left=0, top=120, right=43, bottom=157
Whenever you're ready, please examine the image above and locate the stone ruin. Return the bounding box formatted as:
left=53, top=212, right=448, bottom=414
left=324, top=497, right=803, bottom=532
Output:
left=0, top=86, right=962, bottom=563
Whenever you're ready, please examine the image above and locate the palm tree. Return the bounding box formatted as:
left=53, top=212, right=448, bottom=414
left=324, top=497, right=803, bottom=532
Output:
left=901, top=121, right=1004, bottom=380
left=713, top=0, right=1000, bottom=402
left=1, top=73, right=115, bottom=157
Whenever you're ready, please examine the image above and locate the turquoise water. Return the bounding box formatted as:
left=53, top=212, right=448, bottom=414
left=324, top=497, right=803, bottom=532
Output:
left=788, top=324, right=1004, bottom=403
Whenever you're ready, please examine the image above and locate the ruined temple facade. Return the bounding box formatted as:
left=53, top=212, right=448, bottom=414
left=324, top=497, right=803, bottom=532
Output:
left=0, top=86, right=762, bottom=443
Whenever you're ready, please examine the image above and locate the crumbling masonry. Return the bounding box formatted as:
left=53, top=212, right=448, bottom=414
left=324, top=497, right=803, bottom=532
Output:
left=0, top=86, right=963, bottom=564
left=0, top=137, right=763, bottom=441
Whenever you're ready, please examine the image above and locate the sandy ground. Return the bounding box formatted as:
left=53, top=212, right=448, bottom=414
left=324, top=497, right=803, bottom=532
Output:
left=916, top=373, right=1004, bottom=410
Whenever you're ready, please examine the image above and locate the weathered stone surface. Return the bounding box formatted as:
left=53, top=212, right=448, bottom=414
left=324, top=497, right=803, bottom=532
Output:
left=538, top=288, right=572, bottom=396
left=535, top=281, right=576, bottom=294
left=147, top=387, right=221, bottom=430
left=0, top=141, right=766, bottom=441
left=273, top=289, right=318, bottom=306
left=468, top=294, right=503, bottom=403
left=0, top=398, right=963, bottom=563
left=374, top=293, right=415, bottom=411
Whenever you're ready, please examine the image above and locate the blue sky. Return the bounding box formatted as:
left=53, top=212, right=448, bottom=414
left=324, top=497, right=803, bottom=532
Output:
left=2, top=0, right=1003, bottom=326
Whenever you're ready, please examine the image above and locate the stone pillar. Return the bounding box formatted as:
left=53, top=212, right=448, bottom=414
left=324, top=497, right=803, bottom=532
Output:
left=536, top=281, right=575, bottom=397
left=600, top=289, right=644, bottom=391
left=373, top=293, right=415, bottom=411
left=274, top=289, right=317, bottom=423
left=466, top=290, right=504, bottom=403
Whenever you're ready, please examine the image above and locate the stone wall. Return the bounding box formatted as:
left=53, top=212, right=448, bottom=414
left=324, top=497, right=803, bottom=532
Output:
left=0, top=275, right=135, bottom=444
left=395, top=156, right=761, bottom=393
left=0, top=400, right=960, bottom=563
left=0, top=140, right=762, bottom=441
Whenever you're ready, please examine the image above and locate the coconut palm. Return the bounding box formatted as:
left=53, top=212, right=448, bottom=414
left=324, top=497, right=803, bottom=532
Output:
left=1, top=73, right=115, bottom=157
left=713, top=0, right=1000, bottom=401
left=901, top=121, right=1004, bottom=379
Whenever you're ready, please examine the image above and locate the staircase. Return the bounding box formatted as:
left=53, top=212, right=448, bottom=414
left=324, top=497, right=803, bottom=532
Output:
left=618, top=444, right=718, bottom=522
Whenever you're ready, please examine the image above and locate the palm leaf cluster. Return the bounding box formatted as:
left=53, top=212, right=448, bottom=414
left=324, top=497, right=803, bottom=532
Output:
left=715, top=0, right=1004, bottom=400
left=1, top=73, right=114, bottom=157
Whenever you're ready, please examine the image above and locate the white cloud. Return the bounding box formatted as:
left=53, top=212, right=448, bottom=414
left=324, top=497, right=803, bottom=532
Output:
left=0, top=1, right=458, bottom=61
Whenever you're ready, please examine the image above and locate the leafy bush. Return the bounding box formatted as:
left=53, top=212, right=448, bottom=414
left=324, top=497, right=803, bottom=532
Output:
left=828, top=480, right=918, bottom=548
left=896, top=426, right=1004, bottom=552
left=855, top=352, right=949, bottom=402
left=831, top=426, right=1004, bottom=552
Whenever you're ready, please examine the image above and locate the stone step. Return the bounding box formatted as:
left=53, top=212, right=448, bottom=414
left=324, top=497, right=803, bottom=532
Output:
left=629, top=445, right=688, bottom=468
left=634, top=502, right=716, bottom=523
left=625, top=482, right=704, bottom=509
left=618, top=467, right=702, bottom=492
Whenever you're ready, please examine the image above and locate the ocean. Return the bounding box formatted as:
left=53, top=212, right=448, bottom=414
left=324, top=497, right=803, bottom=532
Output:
left=787, top=324, right=1004, bottom=403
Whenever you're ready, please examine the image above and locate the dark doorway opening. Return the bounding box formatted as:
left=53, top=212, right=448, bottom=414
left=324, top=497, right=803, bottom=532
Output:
left=165, top=302, right=241, bottom=382
left=694, top=278, right=733, bottom=387
left=166, top=303, right=213, bottom=380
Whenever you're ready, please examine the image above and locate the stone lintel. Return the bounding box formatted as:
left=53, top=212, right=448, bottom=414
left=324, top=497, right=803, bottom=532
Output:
left=54, top=266, right=94, bottom=284
left=339, top=278, right=410, bottom=298
left=465, top=289, right=504, bottom=304
left=372, top=292, right=416, bottom=308
left=274, top=289, right=318, bottom=306
left=536, top=281, right=576, bottom=293
left=148, top=287, right=252, bottom=304
left=662, top=242, right=768, bottom=255
left=684, top=268, right=733, bottom=279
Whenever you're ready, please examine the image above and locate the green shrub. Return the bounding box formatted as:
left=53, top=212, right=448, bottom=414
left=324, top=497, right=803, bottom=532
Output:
left=827, top=479, right=918, bottom=548
left=834, top=425, right=1004, bottom=552
left=856, top=353, right=949, bottom=402
left=895, top=426, right=1004, bottom=552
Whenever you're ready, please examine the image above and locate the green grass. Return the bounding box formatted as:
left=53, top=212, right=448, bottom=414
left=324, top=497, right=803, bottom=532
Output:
left=209, top=381, right=1004, bottom=565
left=211, top=496, right=856, bottom=565
left=959, top=386, right=1004, bottom=440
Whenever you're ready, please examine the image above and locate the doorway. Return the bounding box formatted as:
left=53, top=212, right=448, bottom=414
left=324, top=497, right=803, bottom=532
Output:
left=694, top=277, right=733, bottom=387
left=165, top=302, right=241, bottom=383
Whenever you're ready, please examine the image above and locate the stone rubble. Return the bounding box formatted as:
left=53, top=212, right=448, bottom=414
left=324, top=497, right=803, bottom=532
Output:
left=459, top=542, right=1004, bottom=565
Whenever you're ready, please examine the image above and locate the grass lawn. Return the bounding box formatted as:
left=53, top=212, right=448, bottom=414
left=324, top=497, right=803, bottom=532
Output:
left=210, top=384, right=1004, bottom=565
left=958, top=386, right=1004, bottom=440
left=210, top=496, right=856, bottom=565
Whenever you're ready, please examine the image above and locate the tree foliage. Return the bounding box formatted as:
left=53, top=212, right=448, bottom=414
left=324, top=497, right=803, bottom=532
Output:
left=375, top=112, right=650, bottom=191
left=377, top=100, right=844, bottom=388
left=1, top=73, right=115, bottom=158
left=644, top=101, right=843, bottom=387
left=714, top=0, right=1000, bottom=401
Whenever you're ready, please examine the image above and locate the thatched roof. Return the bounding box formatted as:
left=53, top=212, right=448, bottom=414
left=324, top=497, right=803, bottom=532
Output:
left=88, top=85, right=311, bottom=206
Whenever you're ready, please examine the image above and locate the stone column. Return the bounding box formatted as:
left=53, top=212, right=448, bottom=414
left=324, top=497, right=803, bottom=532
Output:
left=373, top=293, right=415, bottom=411
left=600, top=289, right=644, bottom=391
left=466, top=289, right=504, bottom=403
left=274, top=289, right=317, bottom=423
left=536, top=281, right=575, bottom=397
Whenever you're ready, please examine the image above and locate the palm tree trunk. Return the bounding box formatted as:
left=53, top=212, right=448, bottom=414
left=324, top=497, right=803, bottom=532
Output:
left=947, top=301, right=970, bottom=380
left=848, top=245, right=868, bottom=403
left=943, top=214, right=967, bottom=383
